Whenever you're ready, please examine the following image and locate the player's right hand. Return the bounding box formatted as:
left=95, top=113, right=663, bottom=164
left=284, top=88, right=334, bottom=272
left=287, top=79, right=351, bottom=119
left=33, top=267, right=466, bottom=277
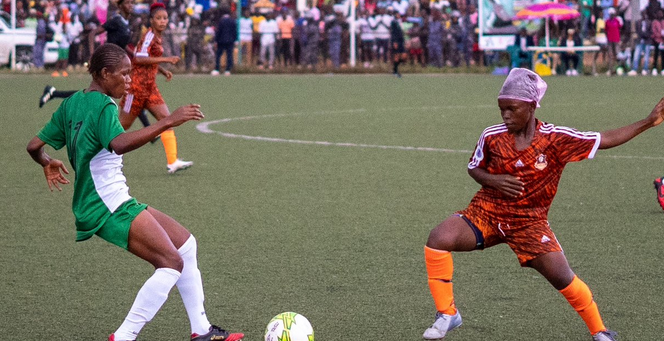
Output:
left=488, top=174, right=524, bottom=198
left=43, top=159, right=70, bottom=192
left=168, top=56, right=181, bottom=64
left=648, top=96, right=664, bottom=127
left=168, top=104, right=204, bottom=127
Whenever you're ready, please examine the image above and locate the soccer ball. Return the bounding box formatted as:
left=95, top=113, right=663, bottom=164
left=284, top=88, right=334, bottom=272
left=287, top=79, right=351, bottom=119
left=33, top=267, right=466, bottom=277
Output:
left=264, top=312, right=314, bottom=341
left=616, top=67, right=624, bottom=76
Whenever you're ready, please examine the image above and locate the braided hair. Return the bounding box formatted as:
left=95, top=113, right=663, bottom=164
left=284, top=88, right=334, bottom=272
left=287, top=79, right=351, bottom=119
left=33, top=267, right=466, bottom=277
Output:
left=87, top=43, right=128, bottom=80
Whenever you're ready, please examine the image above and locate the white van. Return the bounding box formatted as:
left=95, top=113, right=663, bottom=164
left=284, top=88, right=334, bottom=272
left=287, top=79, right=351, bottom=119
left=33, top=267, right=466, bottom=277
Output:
left=0, top=11, right=58, bottom=68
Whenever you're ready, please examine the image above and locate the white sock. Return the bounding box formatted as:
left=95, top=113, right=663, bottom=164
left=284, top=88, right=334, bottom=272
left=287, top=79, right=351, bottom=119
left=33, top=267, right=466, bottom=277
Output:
left=177, top=235, right=212, bottom=335
left=113, top=268, right=181, bottom=341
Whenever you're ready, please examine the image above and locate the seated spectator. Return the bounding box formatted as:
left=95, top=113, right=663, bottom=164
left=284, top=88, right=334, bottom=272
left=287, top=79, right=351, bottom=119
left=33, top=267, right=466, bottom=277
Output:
left=559, top=28, right=582, bottom=75
left=511, top=27, right=534, bottom=69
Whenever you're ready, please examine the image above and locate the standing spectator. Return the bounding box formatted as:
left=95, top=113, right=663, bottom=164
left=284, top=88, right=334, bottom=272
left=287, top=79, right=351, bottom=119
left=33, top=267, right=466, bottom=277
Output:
left=427, top=9, right=444, bottom=68
left=447, top=12, right=463, bottom=67
left=212, top=6, right=237, bottom=76
left=326, top=12, right=343, bottom=69
left=580, top=0, right=593, bottom=38
left=652, top=9, right=664, bottom=75
left=259, top=12, right=279, bottom=70
left=186, top=15, right=208, bottom=72
left=292, top=11, right=304, bottom=65
left=559, top=28, right=583, bottom=75
left=277, top=9, right=295, bottom=66
left=458, top=10, right=473, bottom=67
left=302, top=13, right=320, bottom=69
left=239, top=8, right=253, bottom=66
left=53, top=22, right=73, bottom=77
left=592, top=7, right=608, bottom=75
left=605, top=7, right=623, bottom=75
left=67, top=13, right=84, bottom=69
left=407, top=21, right=425, bottom=66
left=339, top=13, right=351, bottom=67
left=357, top=10, right=375, bottom=68
left=370, top=6, right=393, bottom=63
left=33, top=11, right=48, bottom=70
left=628, top=10, right=653, bottom=75
left=251, top=11, right=266, bottom=66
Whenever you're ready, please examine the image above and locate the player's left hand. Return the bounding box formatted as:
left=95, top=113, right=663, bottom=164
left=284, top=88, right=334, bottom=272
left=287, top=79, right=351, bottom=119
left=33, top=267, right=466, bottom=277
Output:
left=43, top=159, right=70, bottom=191
left=164, top=70, right=173, bottom=81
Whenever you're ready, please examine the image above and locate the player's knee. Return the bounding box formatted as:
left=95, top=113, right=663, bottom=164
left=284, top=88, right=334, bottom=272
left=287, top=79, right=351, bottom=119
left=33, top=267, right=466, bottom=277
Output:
left=426, top=224, right=452, bottom=250
left=158, top=252, right=184, bottom=272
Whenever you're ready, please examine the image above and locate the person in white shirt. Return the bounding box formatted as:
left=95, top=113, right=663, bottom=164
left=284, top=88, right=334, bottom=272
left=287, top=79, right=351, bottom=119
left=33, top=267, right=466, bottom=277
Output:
left=53, top=21, right=74, bottom=77
left=239, top=9, right=254, bottom=65
left=369, top=6, right=393, bottom=63
left=259, top=12, right=279, bottom=69
left=392, top=0, right=409, bottom=16
left=68, top=14, right=84, bottom=68
left=357, top=11, right=375, bottom=68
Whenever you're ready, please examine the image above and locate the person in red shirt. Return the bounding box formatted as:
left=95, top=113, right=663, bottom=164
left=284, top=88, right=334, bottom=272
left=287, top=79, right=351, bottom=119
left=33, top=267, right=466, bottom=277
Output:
left=605, top=7, right=624, bottom=75
left=119, top=3, right=192, bottom=174
left=423, top=68, right=664, bottom=341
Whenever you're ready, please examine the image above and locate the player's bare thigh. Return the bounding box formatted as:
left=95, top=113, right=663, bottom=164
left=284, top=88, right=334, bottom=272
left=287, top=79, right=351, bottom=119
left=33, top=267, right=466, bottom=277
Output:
left=147, top=103, right=171, bottom=121
left=146, top=206, right=191, bottom=249
left=427, top=215, right=479, bottom=252
left=127, top=209, right=184, bottom=271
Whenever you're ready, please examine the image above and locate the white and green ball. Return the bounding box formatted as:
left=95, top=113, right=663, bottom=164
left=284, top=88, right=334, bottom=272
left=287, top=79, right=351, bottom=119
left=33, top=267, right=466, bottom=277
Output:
left=264, top=312, right=314, bottom=341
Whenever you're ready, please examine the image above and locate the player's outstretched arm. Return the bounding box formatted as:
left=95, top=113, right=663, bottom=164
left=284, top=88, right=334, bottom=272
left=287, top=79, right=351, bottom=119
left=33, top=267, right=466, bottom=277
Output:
left=110, top=104, right=204, bottom=155
left=26, top=136, right=70, bottom=191
left=468, top=167, right=524, bottom=198
left=599, top=97, right=664, bottom=149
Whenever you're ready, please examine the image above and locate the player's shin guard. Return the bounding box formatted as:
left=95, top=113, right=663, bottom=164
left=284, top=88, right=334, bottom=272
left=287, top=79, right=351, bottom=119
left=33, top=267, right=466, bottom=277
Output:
left=559, top=275, right=607, bottom=335
left=176, top=235, right=212, bottom=336
left=425, top=246, right=457, bottom=315
left=161, top=129, right=178, bottom=165
left=114, top=268, right=181, bottom=340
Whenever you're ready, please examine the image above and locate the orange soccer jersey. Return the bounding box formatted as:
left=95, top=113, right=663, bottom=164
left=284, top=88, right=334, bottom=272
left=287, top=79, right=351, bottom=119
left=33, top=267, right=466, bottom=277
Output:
left=132, top=28, right=162, bottom=85
left=466, top=120, right=601, bottom=223
left=121, top=29, right=165, bottom=117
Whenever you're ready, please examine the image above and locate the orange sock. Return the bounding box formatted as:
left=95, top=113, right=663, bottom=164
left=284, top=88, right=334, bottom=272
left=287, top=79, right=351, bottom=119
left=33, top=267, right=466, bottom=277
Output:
left=559, top=275, right=606, bottom=335
left=424, top=246, right=457, bottom=315
left=161, top=130, right=178, bottom=165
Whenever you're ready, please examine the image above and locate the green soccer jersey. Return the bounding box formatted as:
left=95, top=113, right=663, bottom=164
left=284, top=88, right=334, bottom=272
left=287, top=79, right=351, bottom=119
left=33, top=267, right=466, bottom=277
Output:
left=38, top=90, right=130, bottom=241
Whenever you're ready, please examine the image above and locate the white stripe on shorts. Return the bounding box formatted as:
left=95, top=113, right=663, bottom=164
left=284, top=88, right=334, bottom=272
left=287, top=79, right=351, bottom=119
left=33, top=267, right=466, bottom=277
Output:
left=123, top=93, right=134, bottom=114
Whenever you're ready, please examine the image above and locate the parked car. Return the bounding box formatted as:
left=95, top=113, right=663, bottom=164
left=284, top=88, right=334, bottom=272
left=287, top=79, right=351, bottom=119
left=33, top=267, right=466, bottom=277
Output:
left=0, top=11, right=58, bottom=68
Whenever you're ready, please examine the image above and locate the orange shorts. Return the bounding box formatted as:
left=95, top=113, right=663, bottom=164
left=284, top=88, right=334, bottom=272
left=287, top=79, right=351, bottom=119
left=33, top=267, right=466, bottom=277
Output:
left=456, top=206, right=562, bottom=266
left=120, top=82, right=164, bottom=117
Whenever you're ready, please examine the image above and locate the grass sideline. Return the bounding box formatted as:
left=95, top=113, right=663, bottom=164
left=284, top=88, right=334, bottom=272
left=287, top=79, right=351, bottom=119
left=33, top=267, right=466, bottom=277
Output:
left=2, top=73, right=663, bottom=341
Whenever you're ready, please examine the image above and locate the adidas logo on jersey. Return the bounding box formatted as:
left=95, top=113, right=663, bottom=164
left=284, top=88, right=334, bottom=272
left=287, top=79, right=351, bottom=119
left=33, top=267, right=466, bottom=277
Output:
left=515, top=159, right=524, bottom=167
left=540, top=235, right=551, bottom=243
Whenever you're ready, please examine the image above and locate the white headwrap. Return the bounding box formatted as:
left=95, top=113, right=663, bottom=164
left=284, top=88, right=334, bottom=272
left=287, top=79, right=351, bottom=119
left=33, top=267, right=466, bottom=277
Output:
left=497, top=68, right=548, bottom=108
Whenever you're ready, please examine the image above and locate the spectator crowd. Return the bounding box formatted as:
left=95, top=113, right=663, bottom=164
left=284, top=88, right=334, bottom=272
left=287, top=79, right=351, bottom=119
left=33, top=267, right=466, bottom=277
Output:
left=3, top=0, right=664, bottom=76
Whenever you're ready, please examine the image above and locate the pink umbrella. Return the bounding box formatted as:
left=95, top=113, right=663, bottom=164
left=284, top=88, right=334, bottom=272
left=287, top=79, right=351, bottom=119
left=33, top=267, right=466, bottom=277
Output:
left=514, top=2, right=580, bottom=48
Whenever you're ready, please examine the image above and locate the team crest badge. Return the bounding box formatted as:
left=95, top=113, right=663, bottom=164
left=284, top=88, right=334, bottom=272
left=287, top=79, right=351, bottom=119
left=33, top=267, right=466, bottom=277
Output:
left=534, top=154, right=548, bottom=170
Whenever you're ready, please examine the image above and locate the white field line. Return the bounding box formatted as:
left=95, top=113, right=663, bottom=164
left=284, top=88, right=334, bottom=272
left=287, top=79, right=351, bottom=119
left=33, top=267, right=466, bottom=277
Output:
left=195, top=107, right=664, bottom=160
